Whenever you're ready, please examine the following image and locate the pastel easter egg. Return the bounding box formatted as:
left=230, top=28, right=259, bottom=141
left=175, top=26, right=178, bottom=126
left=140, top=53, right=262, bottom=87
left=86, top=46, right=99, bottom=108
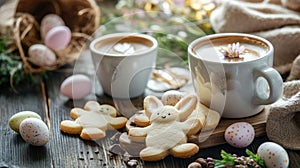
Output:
left=45, top=26, right=71, bottom=51
left=224, top=122, right=255, bottom=148
left=28, top=44, right=56, bottom=66
left=257, top=142, right=289, bottom=168
left=60, top=74, right=92, bottom=99
left=19, top=118, right=49, bottom=146
left=9, top=111, right=42, bottom=133
left=40, top=14, right=65, bottom=39
left=161, top=90, right=184, bottom=106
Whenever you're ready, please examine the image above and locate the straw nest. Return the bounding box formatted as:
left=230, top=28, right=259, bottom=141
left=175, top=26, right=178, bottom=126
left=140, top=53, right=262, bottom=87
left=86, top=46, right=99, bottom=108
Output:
left=0, top=0, right=100, bottom=73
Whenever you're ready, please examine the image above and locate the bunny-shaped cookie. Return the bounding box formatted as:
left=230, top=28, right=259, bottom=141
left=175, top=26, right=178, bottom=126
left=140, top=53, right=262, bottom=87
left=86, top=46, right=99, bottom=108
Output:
left=60, top=101, right=127, bottom=140
left=128, top=95, right=201, bottom=161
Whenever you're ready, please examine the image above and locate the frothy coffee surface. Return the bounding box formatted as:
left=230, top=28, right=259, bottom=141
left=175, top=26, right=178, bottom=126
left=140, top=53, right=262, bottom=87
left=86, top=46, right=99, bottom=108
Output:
left=94, top=36, right=153, bottom=55
left=192, top=36, right=269, bottom=63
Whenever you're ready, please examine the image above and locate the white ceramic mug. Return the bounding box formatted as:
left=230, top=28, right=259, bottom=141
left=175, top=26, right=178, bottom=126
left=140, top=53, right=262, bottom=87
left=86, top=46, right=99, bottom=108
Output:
left=90, top=33, right=158, bottom=98
left=188, top=33, right=283, bottom=118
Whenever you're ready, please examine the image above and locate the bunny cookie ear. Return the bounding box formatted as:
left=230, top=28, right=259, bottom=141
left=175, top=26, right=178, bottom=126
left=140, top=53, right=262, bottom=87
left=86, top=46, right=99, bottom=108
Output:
left=144, top=96, right=164, bottom=117
left=175, top=95, right=198, bottom=121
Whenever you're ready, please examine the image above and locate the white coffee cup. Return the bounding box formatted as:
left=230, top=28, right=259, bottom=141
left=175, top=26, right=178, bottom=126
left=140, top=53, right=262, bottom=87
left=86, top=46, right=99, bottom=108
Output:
left=188, top=33, right=283, bottom=118
left=90, top=33, right=158, bottom=98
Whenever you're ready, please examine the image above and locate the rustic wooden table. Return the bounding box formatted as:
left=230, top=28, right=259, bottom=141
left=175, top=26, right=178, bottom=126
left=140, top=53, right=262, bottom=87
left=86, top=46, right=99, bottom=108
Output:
left=1, top=49, right=300, bottom=168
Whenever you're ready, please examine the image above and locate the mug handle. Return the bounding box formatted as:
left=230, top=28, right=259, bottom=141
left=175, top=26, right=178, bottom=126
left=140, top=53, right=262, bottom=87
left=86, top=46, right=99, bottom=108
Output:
left=252, top=66, right=283, bottom=105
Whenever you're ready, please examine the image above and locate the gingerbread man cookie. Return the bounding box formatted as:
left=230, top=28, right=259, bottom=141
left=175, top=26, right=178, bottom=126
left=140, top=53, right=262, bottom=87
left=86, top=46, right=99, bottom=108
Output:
left=128, top=95, right=201, bottom=161
left=60, top=101, right=127, bottom=140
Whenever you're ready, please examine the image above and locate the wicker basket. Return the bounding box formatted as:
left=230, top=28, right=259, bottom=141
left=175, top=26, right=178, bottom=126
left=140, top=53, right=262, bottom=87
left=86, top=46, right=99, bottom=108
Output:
left=0, top=0, right=100, bottom=73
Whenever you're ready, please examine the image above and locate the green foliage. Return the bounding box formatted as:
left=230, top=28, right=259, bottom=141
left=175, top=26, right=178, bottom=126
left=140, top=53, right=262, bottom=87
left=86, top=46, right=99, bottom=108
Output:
left=214, top=150, right=236, bottom=168
left=214, top=149, right=266, bottom=168
left=152, top=32, right=189, bottom=63
left=0, top=35, right=7, bottom=53
left=0, top=35, right=41, bottom=91
left=246, top=149, right=266, bottom=168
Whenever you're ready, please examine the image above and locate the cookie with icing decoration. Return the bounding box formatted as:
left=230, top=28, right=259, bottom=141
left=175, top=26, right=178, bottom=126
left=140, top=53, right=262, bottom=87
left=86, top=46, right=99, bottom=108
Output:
left=131, top=90, right=187, bottom=129
left=128, top=92, right=219, bottom=135
left=60, top=101, right=127, bottom=140
left=128, top=95, right=201, bottom=161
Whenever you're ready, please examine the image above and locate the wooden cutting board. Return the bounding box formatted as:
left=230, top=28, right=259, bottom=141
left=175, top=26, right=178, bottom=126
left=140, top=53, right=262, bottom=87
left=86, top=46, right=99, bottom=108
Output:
left=189, top=107, right=269, bottom=148
left=126, top=106, right=269, bottom=149
left=125, top=81, right=270, bottom=148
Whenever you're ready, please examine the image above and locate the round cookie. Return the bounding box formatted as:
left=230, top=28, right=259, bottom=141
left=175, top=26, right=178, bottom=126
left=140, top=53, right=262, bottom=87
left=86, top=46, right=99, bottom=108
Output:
left=126, top=110, right=150, bottom=131
left=133, top=110, right=150, bottom=127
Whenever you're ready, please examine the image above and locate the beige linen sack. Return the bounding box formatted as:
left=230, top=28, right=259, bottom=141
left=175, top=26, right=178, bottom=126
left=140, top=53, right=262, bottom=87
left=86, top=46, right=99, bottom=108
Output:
left=210, top=0, right=300, bottom=75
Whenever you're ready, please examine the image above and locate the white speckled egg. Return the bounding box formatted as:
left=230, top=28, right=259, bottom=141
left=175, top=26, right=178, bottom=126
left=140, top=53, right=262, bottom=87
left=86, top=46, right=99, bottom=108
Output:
left=224, top=122, right=255, bottom=148
left=40, top=14, right=65, bottom=39
left=28, top=44, right=56, bottom=66
left=161, top=90, right=184, bottom=106
left=20, top=118, right=49, bottom=146
left=45, top=26, right=71, bottom=51
left=60, top=74, right=92, bottom=99
left=257, top=142, right=289, bottom=168
left=9, top=111, right=42, bottom=133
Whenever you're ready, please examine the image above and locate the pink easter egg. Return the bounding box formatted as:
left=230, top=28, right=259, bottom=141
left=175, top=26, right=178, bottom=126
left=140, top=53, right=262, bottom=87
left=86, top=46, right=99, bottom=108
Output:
left=40, top=14, right=65, bottom=39
left=224, top=122, right=255, bottom=148
left=45, top=26, right=71, bottom=51
left=60, top=74, right=92, bottom=99
left=28, top=44, right=56, bottom=66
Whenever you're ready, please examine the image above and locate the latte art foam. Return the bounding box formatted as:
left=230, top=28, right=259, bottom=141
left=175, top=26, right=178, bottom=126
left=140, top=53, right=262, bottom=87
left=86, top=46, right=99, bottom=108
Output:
left=113, top=42, right=135, bottom=54
left=94, top=36, right=153, bottom=56
left=192, top=36, right=269, bottom=63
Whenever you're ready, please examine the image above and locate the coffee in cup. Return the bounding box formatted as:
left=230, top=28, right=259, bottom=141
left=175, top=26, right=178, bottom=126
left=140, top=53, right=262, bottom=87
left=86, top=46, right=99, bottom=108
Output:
left=90, top=33, right=158, bottom=98
left=188, top=33, right=283, bottom=118
left=194, top=36, right=268, bottom=63
left=93, top=35, right=153, bottom=55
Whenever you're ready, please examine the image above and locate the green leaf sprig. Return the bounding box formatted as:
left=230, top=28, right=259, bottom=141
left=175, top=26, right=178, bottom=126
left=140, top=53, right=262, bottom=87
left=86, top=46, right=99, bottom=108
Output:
left=214, top=149, right=266, bottom=168
left=246, top=149, right=266, bottom=168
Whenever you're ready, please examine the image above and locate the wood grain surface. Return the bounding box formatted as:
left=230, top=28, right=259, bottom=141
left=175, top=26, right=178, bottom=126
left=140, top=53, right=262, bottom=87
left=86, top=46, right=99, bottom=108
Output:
left=1, top=50, right=299, bottom=168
